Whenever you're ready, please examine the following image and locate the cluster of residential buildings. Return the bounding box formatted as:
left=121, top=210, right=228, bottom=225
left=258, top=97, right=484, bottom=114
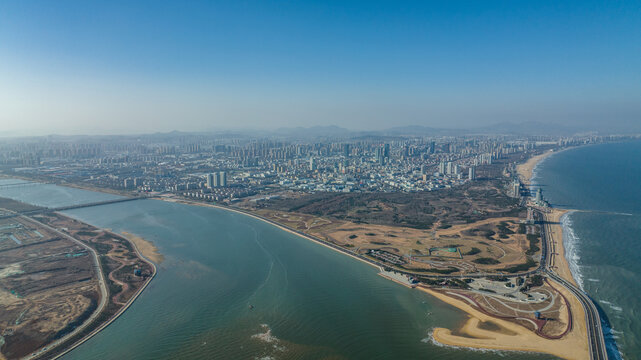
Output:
left=0, top=132, right=629, bottom=202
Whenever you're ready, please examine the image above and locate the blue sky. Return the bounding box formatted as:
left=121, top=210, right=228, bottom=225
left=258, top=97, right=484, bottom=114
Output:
left=1, top=0, right=640, bottom=135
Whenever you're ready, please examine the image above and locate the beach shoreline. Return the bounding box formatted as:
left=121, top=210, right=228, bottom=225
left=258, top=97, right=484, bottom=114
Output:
left=121, top=231, right=165, bottom=264
left=1, top=170, right=587, bottom=359
left=423, top=149, right=589, bottom=359
left=516, top=149, right=555, bottom=184
left=48, top=225, right=158, bottom=360
left=157, top=196, right=385, bottom=271
left=420, top=281, right=589, bottom=359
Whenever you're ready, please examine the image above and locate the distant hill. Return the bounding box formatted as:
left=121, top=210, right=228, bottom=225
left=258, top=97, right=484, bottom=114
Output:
left=272, top=125, right=352, bottom=138
left=470, top=121, right=578, bottom=136
left=383, top=125, right=465, bottom=136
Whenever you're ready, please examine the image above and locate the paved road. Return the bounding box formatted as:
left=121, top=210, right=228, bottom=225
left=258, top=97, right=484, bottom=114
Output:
left=230, top=199, right=609, bottom=359
left=538, top=209, right=608, bottom=360
left=14, top=214, right=109, bottom=360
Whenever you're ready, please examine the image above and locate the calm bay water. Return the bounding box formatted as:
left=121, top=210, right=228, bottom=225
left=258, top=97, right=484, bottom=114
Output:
left=532, top=141, right=641, bottom=359
left=0, top=178, right=121, bottom=207
left=0, top=181, right=554, bottom=359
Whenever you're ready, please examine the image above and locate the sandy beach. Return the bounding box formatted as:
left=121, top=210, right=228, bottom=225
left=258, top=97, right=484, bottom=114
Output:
left=516, top=150, right=555, bottom=184
left=121, top=231, right=165, bottom=264
left=544, top=209, right=579, bottom=286
left=422, top=150, right=589, bottom=359
left=516, top=151, right=577, bottom=286
left=421, top=282, right=589, bottom=359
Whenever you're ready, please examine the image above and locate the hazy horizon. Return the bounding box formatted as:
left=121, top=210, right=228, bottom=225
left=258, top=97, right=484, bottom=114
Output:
left=1, top=1, right=640, bottom=135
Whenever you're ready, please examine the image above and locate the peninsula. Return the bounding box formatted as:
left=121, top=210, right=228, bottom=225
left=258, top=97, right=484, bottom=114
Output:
left=0, top=197, right=158, bottom=360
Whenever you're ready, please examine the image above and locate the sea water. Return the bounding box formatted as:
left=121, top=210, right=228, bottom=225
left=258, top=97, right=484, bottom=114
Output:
left=532, top=141, right=641, bottom=359
left=0, top=181, right=554, bottom=359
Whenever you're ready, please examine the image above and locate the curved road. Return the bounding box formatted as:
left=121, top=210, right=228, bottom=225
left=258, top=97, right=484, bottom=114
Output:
left=19, top=215, right=109, bottom=360
left=538, top=209, right=608, bottom=360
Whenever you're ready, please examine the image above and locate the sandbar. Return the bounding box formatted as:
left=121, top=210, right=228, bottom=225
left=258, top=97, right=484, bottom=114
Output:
left=421, top=282, right=589, bottom=359
left=122, top=231, right=164, bottom=264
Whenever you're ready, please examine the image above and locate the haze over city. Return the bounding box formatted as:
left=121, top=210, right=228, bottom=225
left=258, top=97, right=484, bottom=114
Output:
left=1, top=0, right=640, bottom=135
left=0, top=2, right=640, bottom=360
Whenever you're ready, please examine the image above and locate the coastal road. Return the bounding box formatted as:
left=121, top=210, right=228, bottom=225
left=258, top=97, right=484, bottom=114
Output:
left=199, top=198, right=609, bottom=359
left=538, top=209, right=608, bottom=360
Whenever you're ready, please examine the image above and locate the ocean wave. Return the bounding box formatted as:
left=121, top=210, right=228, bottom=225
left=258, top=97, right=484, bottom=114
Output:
left=529, top=152, right=554, bottom=187
left=599, top=301, right=623, bottom=311
left=252, top=324, right=279, bottom=344
left=560, top=212, right=584, bottom=290
left=587, top=278, right=600, bottom=282
left=424, top=329, right=516, bottom=357
left=602, top=322, right=624, bottom=360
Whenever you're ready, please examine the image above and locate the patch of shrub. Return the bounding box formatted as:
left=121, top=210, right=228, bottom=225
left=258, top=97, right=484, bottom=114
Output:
left=473, top=257, right=500, bottom=265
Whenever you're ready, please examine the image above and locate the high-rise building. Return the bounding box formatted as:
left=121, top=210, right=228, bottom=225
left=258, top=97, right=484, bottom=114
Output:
left=206, top=173, right=214, bottom=188
left=309, top=158, right=316, bottom=171
left=468, top=166, right=476, bottom=180
left=219, top=171, right=227, bottom=187
left=536, top=188, right=543, bottom=202
left=343, top=144, right=350, bottom=158
left=213, top=172, right=220, bottom=188
left=512, top=181, right=521, bottom=198
left=446, top=161, right=453, bottom=175
left=438, top=161, right=446, bottom=174
left=428, top=141, right=435, bottom=154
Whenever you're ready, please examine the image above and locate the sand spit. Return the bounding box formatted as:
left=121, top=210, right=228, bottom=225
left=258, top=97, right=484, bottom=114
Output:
left=420, top=284, right=589, bottom=360
left=121, top=231, right=164, bottom=264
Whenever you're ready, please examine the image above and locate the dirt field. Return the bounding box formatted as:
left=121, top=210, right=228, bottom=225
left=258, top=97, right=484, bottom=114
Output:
left=0, top=196, right=156, bottom=360
left=35, top=213, right=154, bottom=307
left=0, top=216, right=99, bottom=360
left=254, top=209, right=540, bottom=275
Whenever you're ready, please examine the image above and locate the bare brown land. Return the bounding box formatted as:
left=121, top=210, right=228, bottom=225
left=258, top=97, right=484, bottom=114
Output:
left=0, top=216, right=99, bottom=360
left=419, top=148, right=592, bottom=358
left=253, top=209, right=540, bottom=275
left=412, top=150, right=589, bottom=359
left=0, top=197, right=156, bottom=360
